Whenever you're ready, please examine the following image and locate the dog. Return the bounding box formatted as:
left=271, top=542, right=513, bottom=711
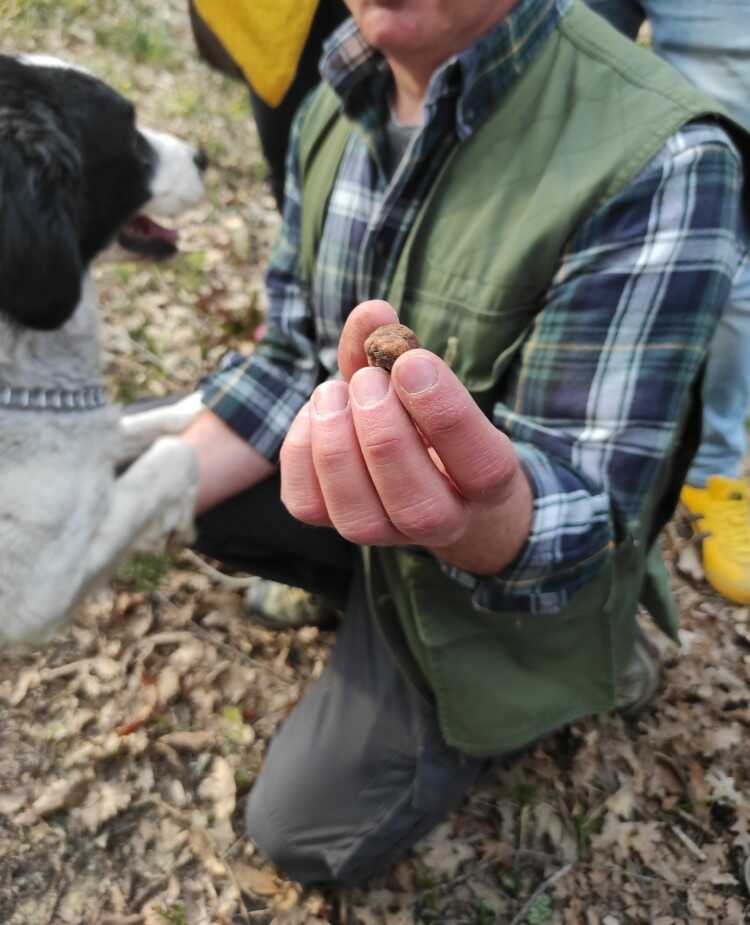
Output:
left=0, top=54, right=208, bottom=644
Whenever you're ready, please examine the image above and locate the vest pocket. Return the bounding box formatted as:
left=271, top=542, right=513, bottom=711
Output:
left=398, top=279, right=536, bottom=403
left=391, top=548, right=617, bottom=756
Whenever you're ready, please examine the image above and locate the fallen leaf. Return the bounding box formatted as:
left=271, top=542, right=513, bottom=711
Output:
left=232, top=862, right=281, bottom=897
left=74, top=781, right=132, bottom=832
left=158, top=729, right=216, bottom=751
left=198, top=755, right=236, bottom=821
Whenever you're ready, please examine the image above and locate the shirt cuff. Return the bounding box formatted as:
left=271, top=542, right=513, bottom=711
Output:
left=439, top=442, right=615, bottom=614
left=200, top=350, right=309, bottom=463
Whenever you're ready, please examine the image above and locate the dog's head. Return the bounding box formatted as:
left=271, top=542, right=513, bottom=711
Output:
left=0, top=54, right=206, bottom=331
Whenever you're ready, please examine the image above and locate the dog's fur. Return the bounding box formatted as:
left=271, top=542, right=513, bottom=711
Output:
left=0, top=55, right=206, bottom=644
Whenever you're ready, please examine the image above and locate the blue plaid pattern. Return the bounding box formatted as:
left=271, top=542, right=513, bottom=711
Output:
left=202, top=0, right=746, bottom=613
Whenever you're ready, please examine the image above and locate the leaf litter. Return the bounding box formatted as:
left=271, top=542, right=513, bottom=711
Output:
left=2, top=2, right=750, bottom=923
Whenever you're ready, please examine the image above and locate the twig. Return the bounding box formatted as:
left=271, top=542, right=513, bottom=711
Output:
left=674, top=807, right=714, bottom=840
left=41, top=658, right=93, bottom=680
left=188, top=620, right=293, bottom=686
left=226, top=865, right=252, bottom=925
left=511, top=848, right=701, bottom=892
left=508, top=863, right=573, bottom=925
left=151, top=592, right=293, bottom=685
left=222, top=835, right=254, bottom=925
left=222, top=836, right=244, bottom=860
left=180, top=548, right=257, bottom=590
left=671, top=824, right=707, bottom=862
left=99, top=916, right=142, bottom=925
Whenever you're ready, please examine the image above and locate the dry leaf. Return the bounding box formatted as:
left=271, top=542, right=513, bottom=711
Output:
left=158, top=729, right=216, bottom=751
left=74, top=781, right=132, bottom=832
left=418, top=822, right=476, bottom=878
left=232, top=863, right=281, bottom=897
left=198, top=755, right=236, bottom=822
left=188, top=828, right=227, bottom=879
left=31, top=773, right=89, bottom=817
left=676, top=544, right=704, bottom=582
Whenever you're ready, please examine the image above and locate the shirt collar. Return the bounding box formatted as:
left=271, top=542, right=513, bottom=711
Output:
left=321, top=0, right=572, bottom=138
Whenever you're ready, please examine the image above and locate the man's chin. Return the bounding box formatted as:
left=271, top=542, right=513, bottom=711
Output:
left=358, top=8, right=421, bottom=50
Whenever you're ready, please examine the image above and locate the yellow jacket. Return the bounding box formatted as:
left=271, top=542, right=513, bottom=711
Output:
left=193, top=0, right=320, bottom=106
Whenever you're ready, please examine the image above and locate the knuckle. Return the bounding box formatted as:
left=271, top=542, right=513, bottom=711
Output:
left=390, top=498, right=463, bottom=545
left=360, top=432, right=401, bottom=464
left=336, top=515, right=392, bottom=546
left=300, top=506, right=331, bottom=527
left=464, top=452, right=518, bottom=500
left=421, top=396, right=466, bottom=438
left=281, top=491, right=329, bottom=527
left=313, top=443, right=357, bottom=474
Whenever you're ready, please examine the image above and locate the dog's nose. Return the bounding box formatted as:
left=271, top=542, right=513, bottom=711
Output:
left=194, top=148, right=209, bottom=172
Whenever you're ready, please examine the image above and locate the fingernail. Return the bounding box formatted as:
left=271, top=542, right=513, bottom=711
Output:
left=312, top=381, right=349, bottom=417
left=351, top=367, right=390, bottom=408
left=395, top=354, right=438, bottom=394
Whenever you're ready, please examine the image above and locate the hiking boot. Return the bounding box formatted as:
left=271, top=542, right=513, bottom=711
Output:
left=243, top=578, right=341, bottom=630
left=681, top=476, right=750, bottom=604
left=615, top=624, right=662, bottom=715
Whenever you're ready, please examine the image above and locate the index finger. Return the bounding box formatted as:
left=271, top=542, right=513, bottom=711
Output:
left=338, top=300, right=398, bottom=382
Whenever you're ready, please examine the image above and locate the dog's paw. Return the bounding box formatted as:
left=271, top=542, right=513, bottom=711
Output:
left=129, top=435, right=199, bottom=552
left=116, top=391, right=204, bottom=463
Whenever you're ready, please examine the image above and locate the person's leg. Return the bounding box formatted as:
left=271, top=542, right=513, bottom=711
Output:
left=194, top=472, right=355, bottom=611
left=643, top=0, right=750, bottom=131
left=245, top=560, right=487, bottom=886
left=638, top=0, right=750, bottom=485
left=247, top=0, right=350, bottom=208
left=627, top=1, right=750, bottom=601
left=686, top=262, right=750, bottom=486
left=680, top=258, right=750, bottom=604
left=582, top=0, right=645, bottom=40
left=194, top=468, right=486, bottom=881
left=630, top=1, right=750, bottom=482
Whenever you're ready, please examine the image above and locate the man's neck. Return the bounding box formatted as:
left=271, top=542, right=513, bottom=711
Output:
left=389, top=59, right=429, bottom=125
left=387, top=0, right=520, bottom=125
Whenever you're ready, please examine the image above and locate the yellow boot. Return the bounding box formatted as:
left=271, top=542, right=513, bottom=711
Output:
left=680, top=476, right=750, bottom=604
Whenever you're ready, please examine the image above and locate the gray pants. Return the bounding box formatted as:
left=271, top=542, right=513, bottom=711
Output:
left=196, top=476, right=486, bottom=886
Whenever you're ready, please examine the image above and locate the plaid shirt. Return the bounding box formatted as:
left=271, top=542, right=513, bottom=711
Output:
left=203, top=0, right=747, bottom=613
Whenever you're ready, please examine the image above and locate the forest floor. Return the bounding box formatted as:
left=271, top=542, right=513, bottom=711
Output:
left=1, top=3, right=748, bottom=923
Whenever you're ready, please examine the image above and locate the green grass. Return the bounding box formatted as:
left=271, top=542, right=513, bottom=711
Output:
left=526, top=893, right=553, bottom=925
left=155, top=903, right=187, bottom=925
left=94, top=19, right=179, bottom=69
left=116, top=550, right=176, bottom=593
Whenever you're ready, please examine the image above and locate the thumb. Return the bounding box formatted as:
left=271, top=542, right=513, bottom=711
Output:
left=338, top=299, right=398, bottom=382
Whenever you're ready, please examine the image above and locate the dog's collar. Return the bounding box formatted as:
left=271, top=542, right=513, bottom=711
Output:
left=0, top=383, right=107, bottom=412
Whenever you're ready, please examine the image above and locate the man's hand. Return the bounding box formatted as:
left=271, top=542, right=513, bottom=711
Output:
left=280, top=300, right=533, bottom=574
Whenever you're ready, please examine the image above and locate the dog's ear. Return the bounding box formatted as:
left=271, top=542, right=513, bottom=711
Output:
left=0, top=82, right=84, bottom=331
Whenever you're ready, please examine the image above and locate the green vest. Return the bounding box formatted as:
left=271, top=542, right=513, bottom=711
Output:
left=299, top=1, right=746, bottom=756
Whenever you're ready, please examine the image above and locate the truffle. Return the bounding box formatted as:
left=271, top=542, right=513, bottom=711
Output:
left=364, top=323, right=421, bottom=372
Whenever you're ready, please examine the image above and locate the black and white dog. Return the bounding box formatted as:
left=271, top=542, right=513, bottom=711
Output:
left=0, top=54, right=207, bottom=644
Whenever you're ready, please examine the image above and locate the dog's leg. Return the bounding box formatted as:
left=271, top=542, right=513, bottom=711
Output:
left=82, top=435, right=199, bottom=591
left=116, top=390, right=204, bottom=463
